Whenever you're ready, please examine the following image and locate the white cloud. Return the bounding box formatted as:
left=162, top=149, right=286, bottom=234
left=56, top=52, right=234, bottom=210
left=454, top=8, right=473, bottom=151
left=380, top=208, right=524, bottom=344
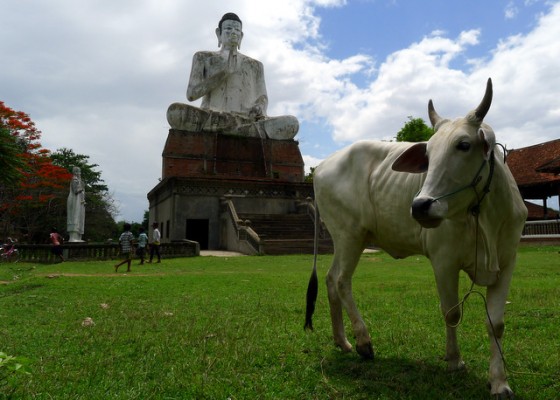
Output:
left=306, top=3, right=560, bottom=151
left=505, top=2, right=519, bottom=19
left=302, top=155, right=324, bottom=174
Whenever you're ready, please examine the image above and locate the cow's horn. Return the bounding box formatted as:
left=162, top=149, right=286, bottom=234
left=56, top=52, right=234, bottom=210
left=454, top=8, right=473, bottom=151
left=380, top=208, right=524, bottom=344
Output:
left=474, top=78, right=493, bottom=122
left=428, top=99, right=442, bottom=128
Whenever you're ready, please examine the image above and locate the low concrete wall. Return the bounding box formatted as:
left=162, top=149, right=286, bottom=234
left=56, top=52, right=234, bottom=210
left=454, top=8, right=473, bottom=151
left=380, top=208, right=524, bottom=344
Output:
left=14, top=241, right=199, bottom=263
left=520, top=236, right=560, bottom=246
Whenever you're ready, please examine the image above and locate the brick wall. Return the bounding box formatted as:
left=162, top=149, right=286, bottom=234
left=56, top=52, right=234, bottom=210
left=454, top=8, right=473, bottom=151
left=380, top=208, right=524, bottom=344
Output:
left=162, top=130, right=304, bottom=182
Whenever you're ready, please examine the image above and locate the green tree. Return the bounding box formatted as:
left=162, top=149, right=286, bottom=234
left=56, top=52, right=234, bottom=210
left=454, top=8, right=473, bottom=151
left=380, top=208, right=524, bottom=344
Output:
left=51, top=148, right=118, bottom=241
left=142, top=210, right=149, bottom=230
left=50, top=148, right=108, bottom=193
left=115, top=220, right=144, bottom=239
left=304, top=167, right=316, bottom=183
left=0, top=125, right=25, bottom=186
left=395, top=116, right=434, bottom=142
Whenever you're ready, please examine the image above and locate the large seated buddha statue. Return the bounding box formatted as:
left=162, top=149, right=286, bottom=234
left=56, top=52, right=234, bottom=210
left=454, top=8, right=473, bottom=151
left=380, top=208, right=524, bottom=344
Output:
left=167, top=12, right=299, bottom=140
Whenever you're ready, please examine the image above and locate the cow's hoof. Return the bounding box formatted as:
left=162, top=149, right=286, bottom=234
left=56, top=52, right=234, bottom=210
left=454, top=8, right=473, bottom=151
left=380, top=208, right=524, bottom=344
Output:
left=493, top=391, right=514, bottom=400
left=356, top=342, right=374, bottom=360
left=489, top=383, right=514, bottom=399
left=335, top=339, right=353, bottom=353
left=447, top=359, right=466, bottom=372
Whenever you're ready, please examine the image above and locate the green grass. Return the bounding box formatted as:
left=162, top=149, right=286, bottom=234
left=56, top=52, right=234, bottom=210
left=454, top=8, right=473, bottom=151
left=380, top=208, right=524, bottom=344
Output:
left=0, top=247, right=558, bottom=399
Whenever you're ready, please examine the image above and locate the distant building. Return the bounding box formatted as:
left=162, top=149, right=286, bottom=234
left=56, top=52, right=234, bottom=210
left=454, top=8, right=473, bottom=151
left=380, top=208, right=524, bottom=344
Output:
left=507, top=139, right=560, bottom=220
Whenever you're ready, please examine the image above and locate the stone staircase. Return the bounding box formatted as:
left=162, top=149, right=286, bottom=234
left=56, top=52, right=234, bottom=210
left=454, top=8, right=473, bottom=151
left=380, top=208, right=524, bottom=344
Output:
left=237, top=213, right=333, bottom=255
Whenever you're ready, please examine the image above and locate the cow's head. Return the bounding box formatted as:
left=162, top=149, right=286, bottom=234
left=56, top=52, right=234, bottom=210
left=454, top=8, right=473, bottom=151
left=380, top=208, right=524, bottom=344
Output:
left=392, top=79, right=495, bottom=228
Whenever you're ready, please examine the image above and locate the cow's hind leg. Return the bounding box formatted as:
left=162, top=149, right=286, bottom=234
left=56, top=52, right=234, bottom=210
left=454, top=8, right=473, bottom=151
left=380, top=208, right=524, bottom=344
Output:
left=327, top=239, right=373, bottom=359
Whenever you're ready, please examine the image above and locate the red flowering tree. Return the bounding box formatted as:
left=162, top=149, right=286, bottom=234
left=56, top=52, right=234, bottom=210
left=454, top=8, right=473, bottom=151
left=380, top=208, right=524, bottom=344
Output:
left=0, top=101, right=72, bottom=242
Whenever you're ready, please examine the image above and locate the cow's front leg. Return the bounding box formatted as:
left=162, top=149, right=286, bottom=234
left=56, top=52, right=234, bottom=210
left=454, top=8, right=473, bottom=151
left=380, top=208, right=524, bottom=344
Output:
left=433, top=266, right=465, bottom=371
left=485, top=264, right=515, bottom=399
left=443, top=320, right=465, bottom=371
left=331, top=243, right=373, bottom=359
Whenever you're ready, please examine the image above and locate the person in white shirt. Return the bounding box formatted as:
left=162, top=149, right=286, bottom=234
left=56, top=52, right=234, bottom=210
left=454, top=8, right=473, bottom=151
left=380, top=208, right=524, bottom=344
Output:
left=148, top=222, right=161, bottom=263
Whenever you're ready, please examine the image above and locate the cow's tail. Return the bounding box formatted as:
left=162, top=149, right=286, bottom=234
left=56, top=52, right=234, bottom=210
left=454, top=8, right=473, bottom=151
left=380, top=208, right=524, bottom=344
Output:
left=304, top=200, right=319, bottom=331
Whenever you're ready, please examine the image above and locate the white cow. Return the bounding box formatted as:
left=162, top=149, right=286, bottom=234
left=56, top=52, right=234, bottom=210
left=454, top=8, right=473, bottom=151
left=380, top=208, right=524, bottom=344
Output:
left=305, top=79, right=527, bottom=398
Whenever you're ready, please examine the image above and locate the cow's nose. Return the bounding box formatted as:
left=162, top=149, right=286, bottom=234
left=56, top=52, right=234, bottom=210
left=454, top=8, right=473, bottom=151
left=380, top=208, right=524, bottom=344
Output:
left=411, top=197, right=435, bottom=219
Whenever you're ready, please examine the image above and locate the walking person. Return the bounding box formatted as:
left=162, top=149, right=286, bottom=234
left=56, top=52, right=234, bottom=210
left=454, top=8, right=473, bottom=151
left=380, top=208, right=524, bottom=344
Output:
left=49, top=228, right=65, bottom=262
left=115, top=223, right=134, bottom=272
left=136, top=227, right=149, bottom=265
left=148, top=222, right=161, bottom=263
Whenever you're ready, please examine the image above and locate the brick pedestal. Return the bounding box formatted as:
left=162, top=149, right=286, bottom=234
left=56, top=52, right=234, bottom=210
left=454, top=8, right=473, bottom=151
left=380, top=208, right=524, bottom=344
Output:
left=162, top=130, right=304, bottom=183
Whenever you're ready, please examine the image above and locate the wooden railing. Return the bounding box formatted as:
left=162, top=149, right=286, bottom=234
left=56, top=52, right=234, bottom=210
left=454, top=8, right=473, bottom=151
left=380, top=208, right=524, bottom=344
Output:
left=12, top=241, right=199, bottom=263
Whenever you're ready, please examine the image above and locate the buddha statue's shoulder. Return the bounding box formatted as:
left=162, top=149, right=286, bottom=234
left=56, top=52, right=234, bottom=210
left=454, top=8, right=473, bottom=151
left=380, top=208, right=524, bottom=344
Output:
left=194, top=50, right=218, bottom=57
left=192, top=50, right=220, bottom=61
left=238, top=53, right=264, bottom=69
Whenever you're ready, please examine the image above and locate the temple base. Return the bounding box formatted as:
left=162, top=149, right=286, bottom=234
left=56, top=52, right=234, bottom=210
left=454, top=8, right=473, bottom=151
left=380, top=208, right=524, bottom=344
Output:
left=148, top=129, right=313, bottom=251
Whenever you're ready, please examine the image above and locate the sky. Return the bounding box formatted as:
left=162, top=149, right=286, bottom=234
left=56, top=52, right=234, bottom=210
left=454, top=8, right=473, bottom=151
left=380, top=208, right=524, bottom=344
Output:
left=2, top=0, right=559, bottom=222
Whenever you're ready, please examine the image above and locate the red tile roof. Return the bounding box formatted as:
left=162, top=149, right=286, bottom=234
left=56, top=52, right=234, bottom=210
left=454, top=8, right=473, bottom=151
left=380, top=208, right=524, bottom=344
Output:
left=507, top=139, right=560, bottom=199
left=536, top=156, right=560, bottom=173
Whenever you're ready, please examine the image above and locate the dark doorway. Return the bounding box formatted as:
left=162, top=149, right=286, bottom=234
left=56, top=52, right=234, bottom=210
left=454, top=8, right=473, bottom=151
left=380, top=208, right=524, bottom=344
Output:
left=186, top=219, right=209, bottom=250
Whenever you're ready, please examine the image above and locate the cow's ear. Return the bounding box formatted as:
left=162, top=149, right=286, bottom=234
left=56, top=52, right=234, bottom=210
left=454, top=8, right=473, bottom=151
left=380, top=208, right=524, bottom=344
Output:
left=479, top=127, right=495, bottom=160
left=392, top=142, right=428, bottom=173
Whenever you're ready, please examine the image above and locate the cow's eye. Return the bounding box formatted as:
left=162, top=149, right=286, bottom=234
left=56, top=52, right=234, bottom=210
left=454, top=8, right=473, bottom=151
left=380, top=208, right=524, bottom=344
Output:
left=456, top=141, right=471, bottom=152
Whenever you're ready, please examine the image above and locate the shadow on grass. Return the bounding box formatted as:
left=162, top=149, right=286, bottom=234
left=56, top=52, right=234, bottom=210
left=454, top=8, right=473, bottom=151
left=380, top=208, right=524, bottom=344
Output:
left=319, top=351, right=491, bottom=399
